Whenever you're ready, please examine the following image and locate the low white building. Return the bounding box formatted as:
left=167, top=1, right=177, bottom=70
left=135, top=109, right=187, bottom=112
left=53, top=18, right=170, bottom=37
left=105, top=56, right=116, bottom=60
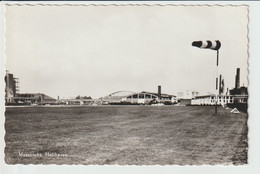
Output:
left=191, top=95, right=234, bottom=106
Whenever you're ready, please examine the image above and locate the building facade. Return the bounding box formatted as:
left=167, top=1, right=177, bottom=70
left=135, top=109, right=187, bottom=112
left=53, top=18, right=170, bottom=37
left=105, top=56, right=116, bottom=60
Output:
left=191, top=95, right=234, bottom=106
left=177, top=90, right=199, bottom=99
left=122, top=91, right=177, bottom=105
left=191, top=67, right=248, bottom=111
left=5, top=71, right=19, bottom=103
left=101, top=89, right=177, bottom=105
left=14, top=93, right=57, bottom=105
left=5, top=71, right=57, bottom=105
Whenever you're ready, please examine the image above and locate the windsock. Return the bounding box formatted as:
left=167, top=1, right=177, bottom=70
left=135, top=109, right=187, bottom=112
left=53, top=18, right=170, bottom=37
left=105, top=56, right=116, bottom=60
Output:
left=192, top=40, right=221, bottom=50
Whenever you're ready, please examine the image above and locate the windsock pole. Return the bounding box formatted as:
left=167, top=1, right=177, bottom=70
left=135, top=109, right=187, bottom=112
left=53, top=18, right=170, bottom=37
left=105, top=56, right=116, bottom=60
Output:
left=215, top=50, right=219, bottom=114
left=192, top=40, right=221, bottom=114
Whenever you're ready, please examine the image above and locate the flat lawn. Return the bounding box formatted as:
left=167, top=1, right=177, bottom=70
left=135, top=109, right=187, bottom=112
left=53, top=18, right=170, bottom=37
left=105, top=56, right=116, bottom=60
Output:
left=4, top=106, right=248, bottom=165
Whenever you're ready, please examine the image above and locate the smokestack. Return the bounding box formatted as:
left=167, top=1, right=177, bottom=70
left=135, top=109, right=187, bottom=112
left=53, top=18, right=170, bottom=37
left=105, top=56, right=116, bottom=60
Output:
left=235, top=68, right=240, bottom=89
left=226, top=88, right=229, bottom=95
left=158, top=85, right=161, bottom=100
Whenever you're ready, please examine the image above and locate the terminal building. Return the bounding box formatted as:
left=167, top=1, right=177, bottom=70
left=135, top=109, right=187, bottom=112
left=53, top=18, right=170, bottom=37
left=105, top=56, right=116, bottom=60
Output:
left=14, top=93, right=57, bottom=105
left=5, top=71, right=19, bottom=103
left=5, top=71, right=56, bottom=105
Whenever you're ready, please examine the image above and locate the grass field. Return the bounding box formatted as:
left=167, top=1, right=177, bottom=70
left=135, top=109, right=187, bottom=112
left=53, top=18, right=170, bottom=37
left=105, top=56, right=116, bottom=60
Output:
left=4, top=105, right=248, bottom=165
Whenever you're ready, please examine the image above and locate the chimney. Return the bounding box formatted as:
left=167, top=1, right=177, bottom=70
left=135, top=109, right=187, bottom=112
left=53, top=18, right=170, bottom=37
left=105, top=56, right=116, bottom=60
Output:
left=235, top=68, right=240, bottom=89
left=158, top=85, right=161, bottom=100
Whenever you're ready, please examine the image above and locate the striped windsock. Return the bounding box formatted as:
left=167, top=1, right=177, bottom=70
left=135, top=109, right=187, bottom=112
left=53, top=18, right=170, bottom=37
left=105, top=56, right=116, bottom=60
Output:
left=192, top=40, right=221, bottom=50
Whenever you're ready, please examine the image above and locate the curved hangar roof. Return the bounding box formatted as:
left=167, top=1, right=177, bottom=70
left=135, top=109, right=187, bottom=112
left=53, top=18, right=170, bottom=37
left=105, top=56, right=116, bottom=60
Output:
left=101, top=91, right=176, bottom=102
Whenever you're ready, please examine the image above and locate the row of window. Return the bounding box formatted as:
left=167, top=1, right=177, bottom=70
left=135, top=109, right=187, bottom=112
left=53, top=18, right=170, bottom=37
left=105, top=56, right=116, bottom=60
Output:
left=196, top=96, right=234, bottom=100
left=210, top=99, right=233, bottom=103
left=17, top=94, right=35, bottom=97
left=127, top=94, right=157, bottom=99
left=126, top=94, right=172, bottom=100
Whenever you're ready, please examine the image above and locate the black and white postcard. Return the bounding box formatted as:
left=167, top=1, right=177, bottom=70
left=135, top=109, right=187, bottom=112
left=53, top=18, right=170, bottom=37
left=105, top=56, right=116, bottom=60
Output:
left=1, top=1, right=260, bottom=174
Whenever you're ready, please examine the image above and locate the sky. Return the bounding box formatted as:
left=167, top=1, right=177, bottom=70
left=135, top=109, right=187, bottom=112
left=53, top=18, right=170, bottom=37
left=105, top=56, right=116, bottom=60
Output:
left=5, top=5, right=248, bottom=99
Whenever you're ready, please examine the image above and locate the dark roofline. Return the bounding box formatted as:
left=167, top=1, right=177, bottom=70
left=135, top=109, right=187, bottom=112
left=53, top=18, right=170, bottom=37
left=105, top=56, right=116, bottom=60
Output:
left=194, top=94, right=247, bottom=99
left=140, top=91, right=176, bottom=97
left=17, top=93, right=56, bottom=100
left=194, top=95, right=213, bottom=98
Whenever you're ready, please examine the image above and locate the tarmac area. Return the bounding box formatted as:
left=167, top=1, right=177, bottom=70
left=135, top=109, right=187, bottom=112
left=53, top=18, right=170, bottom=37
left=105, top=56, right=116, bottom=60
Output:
left=4, top=105, right=248, bottom=165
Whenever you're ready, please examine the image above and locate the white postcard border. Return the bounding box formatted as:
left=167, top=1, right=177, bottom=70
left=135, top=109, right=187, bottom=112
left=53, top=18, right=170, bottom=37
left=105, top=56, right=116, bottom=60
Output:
left=1, top=1, right=260, bottom=174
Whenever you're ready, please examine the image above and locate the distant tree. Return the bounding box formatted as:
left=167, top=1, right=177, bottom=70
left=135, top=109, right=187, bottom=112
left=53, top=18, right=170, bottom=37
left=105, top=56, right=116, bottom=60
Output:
left=82, top=96, right=92, bottom=99
left=76, top=95, right=92, bottom=99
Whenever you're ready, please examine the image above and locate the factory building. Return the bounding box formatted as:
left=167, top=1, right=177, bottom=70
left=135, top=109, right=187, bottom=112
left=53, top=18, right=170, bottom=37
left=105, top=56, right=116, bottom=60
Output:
left=227, top=68, right=248, bottom=112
